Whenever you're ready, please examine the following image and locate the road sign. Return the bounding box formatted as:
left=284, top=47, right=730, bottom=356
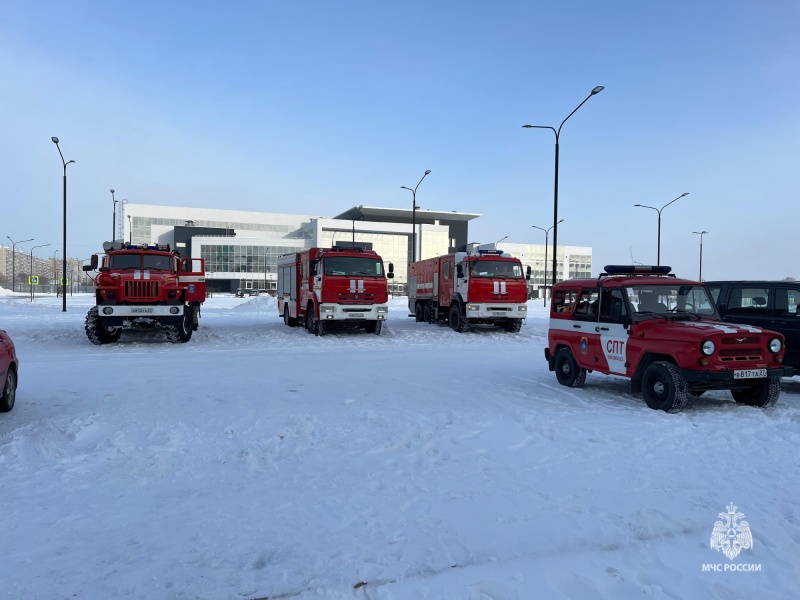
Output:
left=28, top=276, right=39, bottom=285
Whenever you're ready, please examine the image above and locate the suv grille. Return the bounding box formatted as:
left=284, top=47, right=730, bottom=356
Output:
left=719, top=336, right=762, bottom=362
left=125, top=280, right=159, bottom=299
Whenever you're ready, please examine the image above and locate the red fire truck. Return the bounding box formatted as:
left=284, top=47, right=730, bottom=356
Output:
left=408, top=249, right=530, bottom=332
left=277, top=247, right=394, bottom=336
left=82, top=241, right=206, bottom=344
left=545, top=265, right=793, bottom=412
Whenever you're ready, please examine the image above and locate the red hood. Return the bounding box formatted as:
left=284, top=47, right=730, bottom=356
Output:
left=468, top=278, right=528, bottom=303
left=320, top=275, right=388, bottom=304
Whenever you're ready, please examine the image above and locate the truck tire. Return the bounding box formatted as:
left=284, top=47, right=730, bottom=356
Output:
left=0, top=368, right=16, bottom=412
left=85, top=306, right=121, bottom=345
left=305, top=310, right=315, bottom=334
left=504, top=319, right=522, bottom=333
left=415, top=303, right=423, bottom=322
left=641, top=361, right=688, bottom=412
left=423, top=303, right=432, bottom=324
left=166, top=311, right=193, bottom=343
left=731, top=377, right=781, bottom=408
left=365, top=321, right=382, bottom=335
left=449, top=305, right=469, bottom=333
left=554, top=348, right=587, bottom=388
left=284, top=306, right=298, bottom=327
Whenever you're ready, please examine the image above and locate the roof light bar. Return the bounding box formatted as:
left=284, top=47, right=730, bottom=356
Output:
left=603, top=265, right=673, bottom=275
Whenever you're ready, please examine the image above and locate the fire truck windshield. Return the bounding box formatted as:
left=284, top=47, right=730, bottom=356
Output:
left=469, top=260, right=523, bottom=278
left=323, top=257, right=384, bottom=277
left=109, top=254, right=141, bottom=269
left=142, top=255, right=173, bottom=270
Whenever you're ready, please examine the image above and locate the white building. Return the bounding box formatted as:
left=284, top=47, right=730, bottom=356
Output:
left=120, top=203, right=592, bottom=297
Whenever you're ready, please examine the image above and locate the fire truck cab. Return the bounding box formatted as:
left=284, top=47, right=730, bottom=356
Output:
left=277, top=247, right=393, bottom=336
left=82, top=241, right=206, bottom=344
left=545, top=265, right=793, bottom=412
left=408, top=249, right=530, bottom=332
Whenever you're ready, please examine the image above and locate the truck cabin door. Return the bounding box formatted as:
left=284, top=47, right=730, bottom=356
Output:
left=453, top=258, right=468, bottom=301
left=440, top=258, right=455, bottom=305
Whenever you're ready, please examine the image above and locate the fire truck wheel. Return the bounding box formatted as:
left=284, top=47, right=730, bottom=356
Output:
left=0, top=368, right=16, bottom=413
left=415, top=303, right=423, bottom=322
left=423, top=303, right=432, bottom=323
left=731, top=376, right=780, bottom=408
left=166, top=312, right=193, bottom=343
left=284, top=306, right=298, bottom=327
left=504, top=319, right=522, bottom=333
left=554, top=348, right=587, bottom=388
left=85, top=307, right=121, bottom=345
left=305, top=311, right=315, bottom=334
left=314, top=318, right=326, bottom=336
left=641, top=361, right=688, bottom=412
left=449, top=305, right=469, bottom=333
left=365, top=321, right=382, bottom=335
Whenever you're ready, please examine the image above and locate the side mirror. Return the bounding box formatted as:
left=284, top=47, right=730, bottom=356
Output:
left=87, top=254, right=98, bottom=270
left=82, top=265, right=92, bottom=272
left=526, top=266, right=531, bottom=281
left=387, top=262, right=394, bottom=279
left=456, top=264, right=464, bottom=279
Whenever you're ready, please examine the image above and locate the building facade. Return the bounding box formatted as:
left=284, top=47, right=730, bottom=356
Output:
left=120, top=203, right=592, bottom=296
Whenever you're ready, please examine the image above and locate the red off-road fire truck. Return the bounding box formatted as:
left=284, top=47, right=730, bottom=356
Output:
left=545, top=265, right=794, bottom=412
left=408, top=249, right=530, bottom=332
left=82, top=241, right=206, bottom=344
left=277, top=247, right=393, bottom=336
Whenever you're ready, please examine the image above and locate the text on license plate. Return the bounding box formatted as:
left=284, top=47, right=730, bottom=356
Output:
left=733, top=369, right=767, bottom=379
left=348, top=313, right=365, bottom=318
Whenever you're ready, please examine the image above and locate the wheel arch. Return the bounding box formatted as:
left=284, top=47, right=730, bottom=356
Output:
left=631, top=352, right=676, bottom=393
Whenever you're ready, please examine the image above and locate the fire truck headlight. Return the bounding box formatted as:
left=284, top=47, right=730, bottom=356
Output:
left=701, top=340, right=715, bottom=356
left=376, top=306, right=388, bottom=313
left=321, top=306, right=335, bottom=314
left=518, top=305, right=527, bottom=312
left=169, top=307, right=180, bottom=315
left=168, top=291, right=177, bottom=299
left=467, top=304, right=479, bottom=311
left=102, top=307, right=113, bottom=315
left=769, top=338, right=782, bottom=353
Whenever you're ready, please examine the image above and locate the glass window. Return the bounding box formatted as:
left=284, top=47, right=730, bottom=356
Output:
left=469, top=260, right=523, bottom=278
left=323, top=257, right=384, bottom=276
left=109, top=254, right=141, bottom=269
left=625, top=284, right=718, bottom=320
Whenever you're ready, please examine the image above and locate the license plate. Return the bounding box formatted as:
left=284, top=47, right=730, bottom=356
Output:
left=348, top=314, right=365, bottom=318
left=734, top=369, right=767, bottom=379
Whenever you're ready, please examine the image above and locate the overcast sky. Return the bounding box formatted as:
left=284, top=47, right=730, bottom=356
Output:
left=2, top=0, right=798, bottom=279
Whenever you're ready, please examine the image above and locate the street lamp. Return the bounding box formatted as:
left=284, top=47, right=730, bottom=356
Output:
left=29, top=243, right=50, bottom=302
left=110, top=189, right=117, bottom=242
left=6, top=236, right=33, bottom=293
left=51, top=136, right=75, bottom=312
left=401, top=169, right=432, bottom=263
left=496, top=235, right=509, bottom=246
left=523, top=85, right=603, bottom=290
left=693, top=230, right=708, bottom=281
left=53, top=249, right=59, bottom=295
left=532, top=219, right=564, bottom=307
left=634, top=192, right=689, bottom=265
left=127, top=215, right=132, bottom=244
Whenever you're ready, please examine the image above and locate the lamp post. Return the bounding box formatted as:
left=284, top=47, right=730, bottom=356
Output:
left=53, top=249, right=59, bottom=295
left=30, top=243, right=50, bottom=302
left=110, top=189, right=117, bottom=242
left=532, top=219, right=564, bottom=306
left=51, top=137, right=75, bottom=312
left=634, top=192, right=689, bottom=265
left=523, top=86, right=603, bottom=291
left=693, top=230, right=708, bottom=281
left=496, top=235, right=509, bottom=247
left=6, top=236, right=33, bottom=293
left=401, top=169, right=431, bottom=263
left=127, top=215, right=132, bottom=244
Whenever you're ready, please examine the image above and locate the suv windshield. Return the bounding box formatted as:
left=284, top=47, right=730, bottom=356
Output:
left=626, top=284, right=719, bottom=320
left=469, top=260, right=523, bottom=278
left=323, top=257, right=384, bottom=276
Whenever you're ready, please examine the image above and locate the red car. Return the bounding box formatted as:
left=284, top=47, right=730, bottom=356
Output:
left=1, top=328, right=19, bottom=412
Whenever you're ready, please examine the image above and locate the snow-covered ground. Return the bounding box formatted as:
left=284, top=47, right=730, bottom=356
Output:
left=1, top=291, right=798, bottom=600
